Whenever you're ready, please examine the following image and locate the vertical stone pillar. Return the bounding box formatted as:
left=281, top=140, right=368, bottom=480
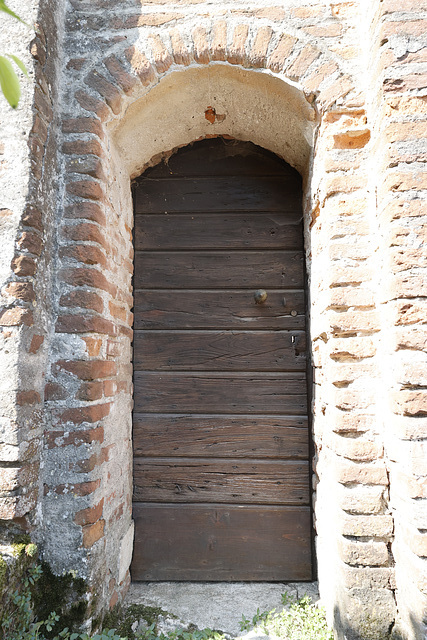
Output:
left=366, top=0, right=427, bottom=637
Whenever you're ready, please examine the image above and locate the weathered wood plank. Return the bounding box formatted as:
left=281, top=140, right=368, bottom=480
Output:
left=133, top=414, right=309, bottom=459
left=134, top=372, right=308, bottom=414
left=133, top=458, right=310, bottom=504
left=133, top=331, right=307, bottom=371
left=131, top=504, right=312, bottom=581
left=134, top=251, right=304, bottom=289
left=138, top=139, right=303, bottom=179
left=134, top=213, right=303, bottom=250
left=134, top=177, right=302, bottom=213
left=133, top=290, right=306, bottom=330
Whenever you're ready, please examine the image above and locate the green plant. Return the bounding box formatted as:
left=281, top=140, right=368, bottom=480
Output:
left=0, top=0, right=29, bottom=108
left=239, top=594, right=333, bottom=640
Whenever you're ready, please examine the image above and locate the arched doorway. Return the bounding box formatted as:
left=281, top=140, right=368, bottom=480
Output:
left=131, top=138, right=312, bottom=581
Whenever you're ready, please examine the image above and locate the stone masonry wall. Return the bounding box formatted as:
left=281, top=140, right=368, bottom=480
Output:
left=0, top=0, right=426, bottom=638
left=0, top=0, right=61, bottom=535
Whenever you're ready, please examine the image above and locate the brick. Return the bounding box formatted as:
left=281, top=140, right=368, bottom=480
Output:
left=66, top=179, right=104, bottom=202
left=75, top=498, right=104, bottom=526
left=192, top=27, right=210, bottom=65
left=82, top=519, right=105, bottom=547
left=332, top=130, right=371, bottom=150
left=62, top=117, right=104, bottom=139
left=169, top=29, right=191, bottom=66
left=319, top=74, right=354, bottom=108
left=393, top=467, right=427, bottom=499
left=389, top=272, right=427, bottom=299
left=328, top=265, right=372, bottom=286
left=290, top=6, right=324, bottom=18
left=342, top=566, right=395, bottom=590
left=59, top=244, right=107, bottom=267
left=84, top=70, right=122, bottom=115
left=44, top=382, right=68, bottom=401
left=75, top=89, right=111, bottom=121
left=396, top=328, right=427, bottom=352
left=29, top=334, right=44, bottom=354
left=329, top=434, right=383, bottom=462
left=385, top=121, right=427, bottom=144
left=62, top=222, right=108, bottom=249
left=385, top=170, right=427, bottom=192
left=404, top=527, right=427, bottom=558
left=82, top=336, right=102, bottom=357
left=228, top=24, right=249, bottom=65
left=394, top=301, right=427, bottom=326
left=249, top=27, right=273, bottom=68
left=340, top=486, right=387, bottom=515
left=11, top=256, right=37, bottom=276
left=268, top=34, right=297, bottom=73
left=285, top=44, right=319, bottom=80
left=45, top=426, right=104, bottom=449
left=71, top=480, right=101, bottom=496
left=390, top=415, right=427, bottom=441
left=30, top=35, right=46, bottom=65
left=305, top=23, right=343, bottom=37
left=108, top=301, right=127, bottom=323
left=17, top=390, right=41, bottom=406
left=106, top=340, right=120, bottom=357
left=67, top=155, right=105, bottom=180
left=0, top=308, right=33, bottom=326
left=104, top=55, right=137, bottom=95
left=103, top=380, right=116, bottom=397
left=332, top=412, right=374, bottom=434
left=303, top=61, right=339, bottom=92
left=22, top=205, right=43, bottom=232
left=329, top=310, right=380, bottom=334
left=381, top=20, right=426, bottom=39
left=55, top=359, right=117, bottom=380
left=336, top=460, right=388, bottom=485
left=3, top=282, right=35, bottom=302
left=18, top=232, right=43, bottom=256
left=124, top=46, right=156, bottom=84
left=56, top=315, right=116, bottom=336
left=341, top=515, right=394, bottom=538
left=148, top=34, right=173, bottom=74
left=59, top=403, right=111, bottom=425
left=62, top=138, right=104, bottom=158
left=72, top=445, right=113, bottom=473
left=77, top=381, right=104, bottom=401
left=385, top=73, right=427, bottom=94
left=341, top=539, right=389, bottom=566
left=60, top=290, right=104, bottom=314
left=382, top=0, right=427, bottom=10
left=324, top=174, right=367, bottom=197
left=211, top=21, right=227, bottom=62
left=330, top=337, right=376, bottom=361
left=64, top=202, right=106, bottom=226
left=60, top=267, right=117, bottom=296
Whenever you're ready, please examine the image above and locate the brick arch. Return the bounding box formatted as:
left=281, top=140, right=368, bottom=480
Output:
left=47, top=17, right=365, bottom=620
left=76, top=22, right=357, bottom=125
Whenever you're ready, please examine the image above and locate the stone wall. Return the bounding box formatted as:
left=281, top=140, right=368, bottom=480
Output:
left=0, top=0, right=426, bottom=638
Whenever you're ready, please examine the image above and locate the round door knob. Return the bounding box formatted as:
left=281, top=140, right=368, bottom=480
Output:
left=254, top=289, right=268, bottom=304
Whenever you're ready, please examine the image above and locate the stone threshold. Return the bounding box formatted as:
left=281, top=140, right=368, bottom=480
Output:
left=126, top=582, right=319, bottom=636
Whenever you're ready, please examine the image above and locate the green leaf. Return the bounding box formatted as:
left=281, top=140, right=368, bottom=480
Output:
left=0, top=0, right=28, bottom=24
left=0, top=55, right=20, bottom=107
left=8, top=54, right=28, bottom=76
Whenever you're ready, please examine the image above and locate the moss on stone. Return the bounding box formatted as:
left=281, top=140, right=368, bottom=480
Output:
left=31, top=562, right=88, bottom=638
left=0, top=556, right=7, bottom=592
left=103, top=603, right=176, bottom=640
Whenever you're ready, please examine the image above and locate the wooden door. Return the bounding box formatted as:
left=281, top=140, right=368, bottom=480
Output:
left=131, top=138, right=312, bottom=581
